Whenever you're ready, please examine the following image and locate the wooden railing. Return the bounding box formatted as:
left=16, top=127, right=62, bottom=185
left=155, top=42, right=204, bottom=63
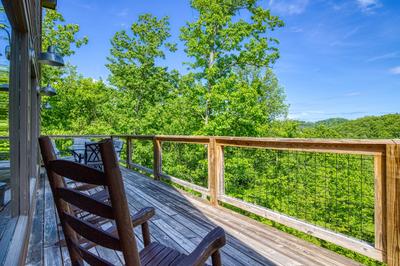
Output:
left=49, top=135, right=400, bottom=265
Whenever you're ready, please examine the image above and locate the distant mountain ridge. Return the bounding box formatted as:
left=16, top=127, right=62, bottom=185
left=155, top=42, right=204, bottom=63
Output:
left=297, top=114, right=400, bottom=139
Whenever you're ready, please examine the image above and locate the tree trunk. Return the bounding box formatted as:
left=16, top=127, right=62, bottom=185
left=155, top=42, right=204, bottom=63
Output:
left=205, top=25, right=218, bottom=126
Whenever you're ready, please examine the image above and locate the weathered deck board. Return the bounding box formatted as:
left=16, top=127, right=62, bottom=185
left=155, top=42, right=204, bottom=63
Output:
left=26, top=168, right=362, bottom=266
left=26, top=176, right=45, bottom=266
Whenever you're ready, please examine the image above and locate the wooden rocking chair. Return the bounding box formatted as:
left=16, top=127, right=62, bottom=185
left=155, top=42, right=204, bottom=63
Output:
left=39, top=136, right=226, bottom=265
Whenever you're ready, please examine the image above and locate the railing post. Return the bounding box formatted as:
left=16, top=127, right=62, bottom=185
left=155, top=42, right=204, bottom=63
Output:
left=126, top=137, right=132, bottom=169
left=385, top=143, right=400, bottom=266
left=374, top=154, right=387, bottom=254
left=209, top=138, right=223, bottom=206
left=219, top=146, right=225, bottom=196
left=153, top=137, right=162, bottom=180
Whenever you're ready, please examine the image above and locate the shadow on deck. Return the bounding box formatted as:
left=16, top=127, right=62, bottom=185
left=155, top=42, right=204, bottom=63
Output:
left=25, top=167, right=361, bottom=266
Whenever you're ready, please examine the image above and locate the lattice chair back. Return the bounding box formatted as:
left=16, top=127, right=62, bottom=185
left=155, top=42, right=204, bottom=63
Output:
left=84, top=142, right=103, bottom=170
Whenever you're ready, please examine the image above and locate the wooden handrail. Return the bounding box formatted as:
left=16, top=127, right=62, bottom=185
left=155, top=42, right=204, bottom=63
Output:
left=48, top=134, right=400, bottom=265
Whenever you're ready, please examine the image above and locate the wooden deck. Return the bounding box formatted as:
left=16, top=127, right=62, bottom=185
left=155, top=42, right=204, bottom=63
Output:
left=25, top=167, right=361, bottom=266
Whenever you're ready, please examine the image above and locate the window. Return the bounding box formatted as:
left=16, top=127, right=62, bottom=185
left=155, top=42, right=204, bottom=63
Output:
left=0, top=4, right=14, bottom=263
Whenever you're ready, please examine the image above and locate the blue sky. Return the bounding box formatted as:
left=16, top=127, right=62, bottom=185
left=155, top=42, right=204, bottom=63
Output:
left=57, top=0, right=400, bottom=122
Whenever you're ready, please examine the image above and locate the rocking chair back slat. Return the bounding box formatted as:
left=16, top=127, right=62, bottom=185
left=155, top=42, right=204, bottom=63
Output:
left=62, top=212, right=122, bottom=251
left=48, top=159, right=106, bottom=185
left=56, top=187, right=114, bottom=219
left=70, top=240, right=113, bottom=266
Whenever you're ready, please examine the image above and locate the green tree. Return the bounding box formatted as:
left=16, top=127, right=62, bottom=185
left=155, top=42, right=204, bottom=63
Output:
left=41, top=67, right=116, bottom=135
left=180, top=0, right=285, bottom=134
left=107, top=14, right=177, bottom=134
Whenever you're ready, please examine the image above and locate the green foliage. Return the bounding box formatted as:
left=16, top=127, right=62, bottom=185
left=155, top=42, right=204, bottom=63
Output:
left=298, top=114, right=400, bottom=139
left=180, top=0, right=286, bottom=132
left=41, top=67, right=118, bottom=135
left=107, top=14, right=178, bottom=134
left=225, top=148, right=375, bottom=242
left=163, top=142, right=208, bottom=187
left=107, top=14, right=177, bottom=134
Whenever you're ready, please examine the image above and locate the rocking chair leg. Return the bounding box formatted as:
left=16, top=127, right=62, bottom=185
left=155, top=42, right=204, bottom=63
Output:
left=142, top=222, right=151, bottom=247
left=211, top=250, right=222, bottom=266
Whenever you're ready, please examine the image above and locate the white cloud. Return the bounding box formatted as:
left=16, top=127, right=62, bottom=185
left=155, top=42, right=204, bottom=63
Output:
left=367, top=52, right=400, bottom=62
left=116, top=8, right=129, bottom=17
left=269, top=0, right=309, bottom=15
left=389, top=66, right=400, bottom=75
left=290, top=26, right=304, bottom=33
left=356, top=0, right=381, bottom=12
left=343, top=27, right=360, bottom=39
left=329, top=26, right=361, bottom=47
left=344, top=92, right=361, bottom=97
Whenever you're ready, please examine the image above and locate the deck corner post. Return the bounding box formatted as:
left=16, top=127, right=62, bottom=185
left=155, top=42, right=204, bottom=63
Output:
left=126, top=137, right=132, bottom=169
left=153, top=137, right=162, bottom=181
left=209, top=138, right=223, bottom=206
left=385, top=143, right=400, bottom=266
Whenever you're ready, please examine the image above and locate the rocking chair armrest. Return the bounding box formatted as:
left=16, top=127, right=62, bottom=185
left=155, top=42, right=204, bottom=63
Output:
left=130, top=207, right=155, bottom=227
left=81, top=207, right=156, bottom=250
left=178, top=227, right=226, bottom=266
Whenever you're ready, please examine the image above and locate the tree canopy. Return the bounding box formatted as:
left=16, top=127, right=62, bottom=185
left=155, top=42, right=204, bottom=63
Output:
left=180, top=0, right=285, bottom=133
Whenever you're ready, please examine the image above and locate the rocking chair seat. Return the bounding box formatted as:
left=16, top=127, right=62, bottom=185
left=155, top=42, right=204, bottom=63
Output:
left=139, top=242, right=187, bottom=266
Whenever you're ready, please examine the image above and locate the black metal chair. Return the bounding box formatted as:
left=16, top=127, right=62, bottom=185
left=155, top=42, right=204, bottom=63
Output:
left=84, top=142, right=103, bottom=170
left=70, top=138, right=89, bottom=163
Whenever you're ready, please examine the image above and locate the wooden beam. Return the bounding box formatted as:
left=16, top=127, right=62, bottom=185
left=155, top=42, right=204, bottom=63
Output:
left=218, top=146, right=225, bottom=196
left=153, top=139, right=162, bottom=180
left=216, top=138, right=387, bottom=155
left=386, top=144, right=400, bottom=266
left=47, top=135, right=394, bottom=155
left=126, top=137, right=132, bottom=169
left=159, top=173, right=209, bottom=196
left=129, top=163, right=153, bottom=175
left=9, top=27, right=21, bottom=217
left=374, top=154, right=386, bottom=253
left=18, top=31, right=30, bottom=216
left=208, top=138, right=223, bottom=206
left=9, top=31, right=31, bottom=216
left=156, top=135, right=209, bottom=144
left=48, top=135, right=113, bottom=139
left=2, top=0, right=29, bottom=32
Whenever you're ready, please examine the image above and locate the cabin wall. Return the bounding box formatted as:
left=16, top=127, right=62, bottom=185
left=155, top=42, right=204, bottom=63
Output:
left=1, top=0, right=42, bottom=264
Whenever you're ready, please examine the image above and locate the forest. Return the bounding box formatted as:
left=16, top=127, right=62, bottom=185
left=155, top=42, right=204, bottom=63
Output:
left=1, top=1, right=399, bottom=265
